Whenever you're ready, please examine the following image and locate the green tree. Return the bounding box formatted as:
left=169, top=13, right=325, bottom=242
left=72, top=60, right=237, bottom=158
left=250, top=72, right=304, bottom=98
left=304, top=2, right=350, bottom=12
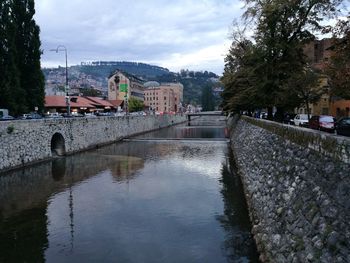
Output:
left=0, top=1, right=23, bottom=115
left=201, top=85, right=215, bottom=111
left=11, top=0, right=45, bottom=113
left=80, top=88, right=102, bottom=97
left=287, top=68, right=326, bottom=121
left=222, top=0, right=343, bottom=118
left=128, top=97, right=144, bottom=112
left=326, top=16, right=350, bottom=99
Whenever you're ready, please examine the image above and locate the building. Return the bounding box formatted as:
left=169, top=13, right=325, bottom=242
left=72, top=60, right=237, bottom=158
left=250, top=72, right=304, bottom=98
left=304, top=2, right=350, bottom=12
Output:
left=295, top=75, right=331, bottom=116
left=45, top=96, right=117, bottom=114
left=108, top=71, right=145, bottom=108
left=330, top=99, right=350, bottom=118
left=143, top=82, right=183, bottom=113
left=85, top=97, right=115, bottom=112
left=45, top=96, right=95, bottom=114
left=303, top=38, right=334, bottom=71
left=295, top=38, right=349, bottom=116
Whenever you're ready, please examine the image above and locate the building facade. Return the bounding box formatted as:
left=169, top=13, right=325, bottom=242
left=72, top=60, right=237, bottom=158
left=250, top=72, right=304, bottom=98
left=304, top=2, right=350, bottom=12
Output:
left=295, top=38, right=350, bottom=117
left=108, top=71, right=145, bottom=104
left=144, top=83, right=183, bottom=113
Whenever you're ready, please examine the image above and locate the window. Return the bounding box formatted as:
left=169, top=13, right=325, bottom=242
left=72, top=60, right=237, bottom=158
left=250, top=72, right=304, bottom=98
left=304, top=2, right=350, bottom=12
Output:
left=164, top=97, right=166, bottom=100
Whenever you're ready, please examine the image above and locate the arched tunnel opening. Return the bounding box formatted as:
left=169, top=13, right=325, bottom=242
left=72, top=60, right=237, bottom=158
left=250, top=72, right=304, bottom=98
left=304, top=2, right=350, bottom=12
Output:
left=51, top=133, right=66, bottom=156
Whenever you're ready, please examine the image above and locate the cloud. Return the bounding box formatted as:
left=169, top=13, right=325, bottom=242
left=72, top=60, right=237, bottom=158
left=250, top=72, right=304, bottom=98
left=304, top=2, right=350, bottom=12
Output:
left=36, top=0, right=243, bottom=74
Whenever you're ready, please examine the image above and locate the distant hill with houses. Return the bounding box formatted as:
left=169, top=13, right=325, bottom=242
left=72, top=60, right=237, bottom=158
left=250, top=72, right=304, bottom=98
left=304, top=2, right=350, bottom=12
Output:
left=42, top=61, right=223, bottom=106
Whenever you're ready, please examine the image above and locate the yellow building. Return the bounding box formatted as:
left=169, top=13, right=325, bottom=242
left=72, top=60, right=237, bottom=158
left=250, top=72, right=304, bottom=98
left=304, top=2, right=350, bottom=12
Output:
left=144, top=82, right=183, bottom=113
left=295, top=75, right=331, bottom=116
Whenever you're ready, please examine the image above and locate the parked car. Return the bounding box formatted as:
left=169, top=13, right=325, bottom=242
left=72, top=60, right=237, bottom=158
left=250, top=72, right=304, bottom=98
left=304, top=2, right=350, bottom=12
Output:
left=45, top=112, right=63, bottom=118
left=84, top=113, right=96, bottom=118
left=114, top=112, right=126, bottom=117
left=25, top=112, right=42, bottom=119
left=283, top=113, right=296, bottom=124
left=336, top=117, right=350, bottom=137
left=96, top=112, right=112, bottom=116
left=309, top=115, right=336, bottom=133
left=292, top=114, right=310, bottom=127
left=0, top=115, right=15, bottom=121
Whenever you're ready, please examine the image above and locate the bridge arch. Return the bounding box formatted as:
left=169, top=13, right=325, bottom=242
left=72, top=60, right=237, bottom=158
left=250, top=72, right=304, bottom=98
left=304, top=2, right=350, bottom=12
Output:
left=51, top=133, right=66, bottom=156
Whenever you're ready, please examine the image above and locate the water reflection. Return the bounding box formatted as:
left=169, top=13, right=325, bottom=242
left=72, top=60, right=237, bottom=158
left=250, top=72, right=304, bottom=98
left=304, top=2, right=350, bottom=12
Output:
left=218, top=148, right=260, bottom=262
left=0, top=116, right=258, bottom=262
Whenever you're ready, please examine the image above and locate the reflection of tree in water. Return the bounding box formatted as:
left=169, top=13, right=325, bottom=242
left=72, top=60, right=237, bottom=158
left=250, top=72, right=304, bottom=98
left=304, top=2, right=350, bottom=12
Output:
left=217, top=147, right=260, bottom=262
left=0, top=205, right=48, bottom=263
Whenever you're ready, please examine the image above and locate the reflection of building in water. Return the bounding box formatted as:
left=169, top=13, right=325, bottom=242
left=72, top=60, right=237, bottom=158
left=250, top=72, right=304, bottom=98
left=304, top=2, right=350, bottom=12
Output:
left=0, top=149, right=144, bottom=219
left=0, top=147, right=146, bottom=262
left=99, top=155, right=144, bottom=182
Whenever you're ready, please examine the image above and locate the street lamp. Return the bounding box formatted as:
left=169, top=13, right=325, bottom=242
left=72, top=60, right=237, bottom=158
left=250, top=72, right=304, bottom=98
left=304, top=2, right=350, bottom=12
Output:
left=50, top=45, right=70, bottom=114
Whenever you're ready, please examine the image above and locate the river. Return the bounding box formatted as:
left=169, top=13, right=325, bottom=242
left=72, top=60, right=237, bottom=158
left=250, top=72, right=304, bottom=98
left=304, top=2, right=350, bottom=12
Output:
left=0, top=116, right=259, bottom=262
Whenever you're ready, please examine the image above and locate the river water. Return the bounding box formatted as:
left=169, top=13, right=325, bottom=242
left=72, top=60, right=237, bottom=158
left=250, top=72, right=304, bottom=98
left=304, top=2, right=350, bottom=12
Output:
left=0, top=116, right=259, bottom=262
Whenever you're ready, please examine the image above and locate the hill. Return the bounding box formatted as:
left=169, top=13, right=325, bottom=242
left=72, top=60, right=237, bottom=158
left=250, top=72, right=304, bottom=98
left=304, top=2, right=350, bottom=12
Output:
left=42, top=62, right=222, bottom=106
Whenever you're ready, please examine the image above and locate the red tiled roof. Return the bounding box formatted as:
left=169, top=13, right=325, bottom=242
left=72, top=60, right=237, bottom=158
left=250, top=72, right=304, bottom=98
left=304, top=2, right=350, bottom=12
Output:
left=85, top=96, right=115, bottom=107
left=45, top=96, right=95, bottom=108
left=108, top=100, right=124, bottom=107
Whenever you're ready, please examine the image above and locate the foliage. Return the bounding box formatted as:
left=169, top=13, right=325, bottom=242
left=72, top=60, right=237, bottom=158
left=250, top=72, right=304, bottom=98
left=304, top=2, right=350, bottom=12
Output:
left=153, top=71, right=221, bottom=106
left=326, top=15, right=350, bottom=99
left=128, top=97, right=144, bottom=112
left=286, top=68, right=326, bottom=120
left=7, top=124, right=15, bottom=134
left=201, top=85, right=215, bottom=111
left=80, top=88, right=102, bottom=97
left=0, top=0, right=44, bottom=116
left=43, top=65, right=221, bottom=107
left=222, top=0, right=343, bottom=117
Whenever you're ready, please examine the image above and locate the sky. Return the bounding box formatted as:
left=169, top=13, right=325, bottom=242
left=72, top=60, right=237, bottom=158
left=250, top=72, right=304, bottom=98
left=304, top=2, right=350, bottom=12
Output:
left=35, top=0, right=244, bottom=75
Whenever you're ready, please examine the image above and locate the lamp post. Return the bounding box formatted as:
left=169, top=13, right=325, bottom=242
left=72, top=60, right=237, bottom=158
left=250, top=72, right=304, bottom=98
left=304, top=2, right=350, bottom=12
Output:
left=50, top=45, right=70, bottom=114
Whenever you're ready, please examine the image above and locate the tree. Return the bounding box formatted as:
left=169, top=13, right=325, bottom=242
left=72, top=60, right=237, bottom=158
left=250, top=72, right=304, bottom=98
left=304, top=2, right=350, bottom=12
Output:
left=128, top=97, right=144, bottom=112
left=201, top=85, right=215, bottom=111
left=287, top=68, right=326, bottom=121
left=221, top=25, right=269, bottom=114
left=222, top=0, right=343, bottom=117
left=326, top=15, right=350, bottom=99
left=11, top=0, right=45, bottom=113
left=80, top=88, right=102, bottom=97
left=0, top=1, right=23, bottom=115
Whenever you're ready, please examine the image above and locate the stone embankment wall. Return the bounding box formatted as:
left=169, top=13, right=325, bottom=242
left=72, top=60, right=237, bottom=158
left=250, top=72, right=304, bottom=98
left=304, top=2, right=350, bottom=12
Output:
left=0, top=115, right=186, bottom=172
left=229, top=116, right=350, bottom=263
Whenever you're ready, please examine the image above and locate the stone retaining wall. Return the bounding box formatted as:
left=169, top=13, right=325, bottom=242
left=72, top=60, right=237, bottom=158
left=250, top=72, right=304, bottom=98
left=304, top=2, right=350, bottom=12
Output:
left=229, top=116, right=350, bottom=262
left=0, top=115, right=186, bottom=172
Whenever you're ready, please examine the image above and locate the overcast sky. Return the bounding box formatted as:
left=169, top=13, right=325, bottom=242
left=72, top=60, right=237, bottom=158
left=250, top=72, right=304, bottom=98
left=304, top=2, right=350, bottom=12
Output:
left=36, top=0, right=244, bottom=75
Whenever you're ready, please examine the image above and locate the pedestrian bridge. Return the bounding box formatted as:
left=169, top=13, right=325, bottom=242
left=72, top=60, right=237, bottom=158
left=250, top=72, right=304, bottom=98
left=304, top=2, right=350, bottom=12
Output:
left=187, top=111, right=224, bottom=121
